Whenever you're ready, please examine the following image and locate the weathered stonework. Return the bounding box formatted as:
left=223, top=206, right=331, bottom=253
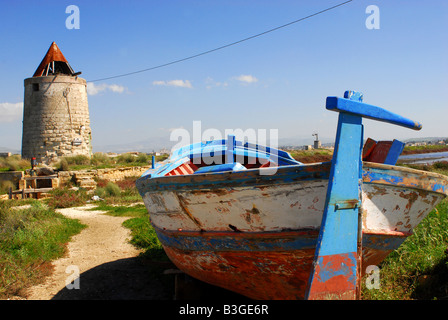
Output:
left=57, top=166, right=151, bottom=189
left=22, top=75, right=92, bottom=164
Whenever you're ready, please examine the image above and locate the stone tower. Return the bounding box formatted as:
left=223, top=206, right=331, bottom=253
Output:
left=22, top=42, right=92, bottom=164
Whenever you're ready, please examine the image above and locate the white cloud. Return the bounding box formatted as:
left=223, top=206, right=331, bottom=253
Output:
left=205, top=77, right=228, bottom=89
left=152, top=80, right=193, bottom=88
left=107, top=84, right=125, bottom=93
left=87, top=83, right=127, bottom=95
left=0, top=102, right=23, bottom=122
left=235, top=74, right=258, bottom=84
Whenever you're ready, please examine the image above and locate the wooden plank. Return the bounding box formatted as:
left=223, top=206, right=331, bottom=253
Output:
left=362, top=138, right=377, bottom=160
left=10, top=188, right=54, bottom=195
left=326, top=94, right=422, bottom=130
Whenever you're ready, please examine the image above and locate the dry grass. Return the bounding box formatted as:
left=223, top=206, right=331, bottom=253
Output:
left=0, top=155, right=30, bottom=172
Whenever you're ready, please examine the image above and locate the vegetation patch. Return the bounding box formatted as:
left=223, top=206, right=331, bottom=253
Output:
left=400, top=161, right=448, bottom=177
left=0, top=200, right=86, bottom=299
left=289, top=149, right=333, bottom=163
left=0, top=155, right=30, bottom=172
left=54, top=152, right=167, bottom=171
left=93, top=177, right=141, bottom=205
left=402, top=144, right=448, bottom=155
left=46, top=188, right=90, bottom=209
left=362, top=199, right=448, bottom=300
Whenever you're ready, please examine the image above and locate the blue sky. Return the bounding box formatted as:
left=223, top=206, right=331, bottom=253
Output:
left=0, top=0, right=447, bottom=152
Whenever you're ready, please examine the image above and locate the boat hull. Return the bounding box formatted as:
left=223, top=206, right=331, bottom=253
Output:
left=136, top=162, right=448, bottom=299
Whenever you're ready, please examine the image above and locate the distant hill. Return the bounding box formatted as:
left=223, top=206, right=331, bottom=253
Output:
left=92, top=135, right=336, bottom=154
left=92, top=136, right=176, bottom=154
left=0, top=146, right=20, bottom=154
left=403, top=137, right=448, bottom=143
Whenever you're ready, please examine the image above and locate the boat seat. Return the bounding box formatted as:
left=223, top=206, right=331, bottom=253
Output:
left=194, top=162, right=247, bottom=174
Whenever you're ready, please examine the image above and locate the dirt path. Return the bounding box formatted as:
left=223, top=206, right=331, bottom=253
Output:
left=25, top=204, right=173, bottom=300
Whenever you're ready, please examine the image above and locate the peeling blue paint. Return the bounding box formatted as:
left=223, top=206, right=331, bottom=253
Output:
left=362, top=234, right=407, bottom=250
left=155, top=228, right=318, bottom=252
left=154, top=228, right=407, bottom=253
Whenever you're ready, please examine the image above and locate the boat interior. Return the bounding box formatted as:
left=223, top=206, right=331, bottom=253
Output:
left=150, top=136, right=405, bottom=178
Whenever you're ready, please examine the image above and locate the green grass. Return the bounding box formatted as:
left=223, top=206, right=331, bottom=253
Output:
left=402, top=144, right=448, bottom=154
left=55, top=153, right=168, bottom=171
left=0, top=176, right=162, bottom=299
left=362, top=198, right=448, bottom=300
left=289, top=149, right=333, bottom=163
left=93, top=178, right=142, bottom=205
left=0, top=200, right=86, bottom=299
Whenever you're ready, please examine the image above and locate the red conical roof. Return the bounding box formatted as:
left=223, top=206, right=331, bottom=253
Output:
left=33, top=42, right=75, bottom=77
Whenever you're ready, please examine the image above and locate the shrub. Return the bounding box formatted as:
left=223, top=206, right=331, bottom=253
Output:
left=95, top=178, right=109, bottom=188
left=105, top=182, right=121, bottom=197
left=0, top=180, right=15, bottom=194
left=63, top=155, right=90, bottom=166
left=55, top=155, right=90, bottom=171
left=94, top=187, right=106, bottom=198
left=116, top=153, right=135, bottom=164
left=91, top=153, right=111, bottom=166
left=115, top=177, right=137, bottom=190
left=135, top=153, right=149, bottom=164
left=57, top=158, right=69, bottom=171
left=433, top=161, right=448, bottom=170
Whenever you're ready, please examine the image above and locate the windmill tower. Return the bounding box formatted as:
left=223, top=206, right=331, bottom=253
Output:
left=22, top=42, right=92, bottom=164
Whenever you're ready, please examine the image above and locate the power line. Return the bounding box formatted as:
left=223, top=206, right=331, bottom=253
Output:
left=89, top=0, right=353, bottom=83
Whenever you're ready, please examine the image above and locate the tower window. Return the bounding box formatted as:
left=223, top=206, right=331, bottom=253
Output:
left=33, top=83, right=39, bottom=91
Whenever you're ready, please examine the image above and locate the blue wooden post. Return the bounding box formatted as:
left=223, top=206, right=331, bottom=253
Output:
left=152, top=155, right=155, bottom=169
left=306, top=90, right=422, bottom=300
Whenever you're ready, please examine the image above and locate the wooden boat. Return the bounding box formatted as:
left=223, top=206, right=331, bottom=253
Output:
left=136, top=91, right=448, bottom=300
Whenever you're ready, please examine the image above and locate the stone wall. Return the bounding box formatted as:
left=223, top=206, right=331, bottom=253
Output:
left=22, top=75, right=92, bottom=164
left=58, top=165, right=151, bottom=189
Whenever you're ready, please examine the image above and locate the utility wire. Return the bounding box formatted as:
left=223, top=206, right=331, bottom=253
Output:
left=89, top=0, right=353, bottom=83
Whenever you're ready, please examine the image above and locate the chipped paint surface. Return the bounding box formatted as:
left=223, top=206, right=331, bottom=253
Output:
left=153, top=227, right=412, bottom=299
left=136, top=161, right=448, bottom=300
left=306, top=252, right=358, bottom=300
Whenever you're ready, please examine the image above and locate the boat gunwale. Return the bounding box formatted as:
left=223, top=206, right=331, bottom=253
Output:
left=137, top=161, right=448, bottom=196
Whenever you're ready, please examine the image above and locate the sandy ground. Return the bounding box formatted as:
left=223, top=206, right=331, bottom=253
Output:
left=24, top=204, right=173, bottom=300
